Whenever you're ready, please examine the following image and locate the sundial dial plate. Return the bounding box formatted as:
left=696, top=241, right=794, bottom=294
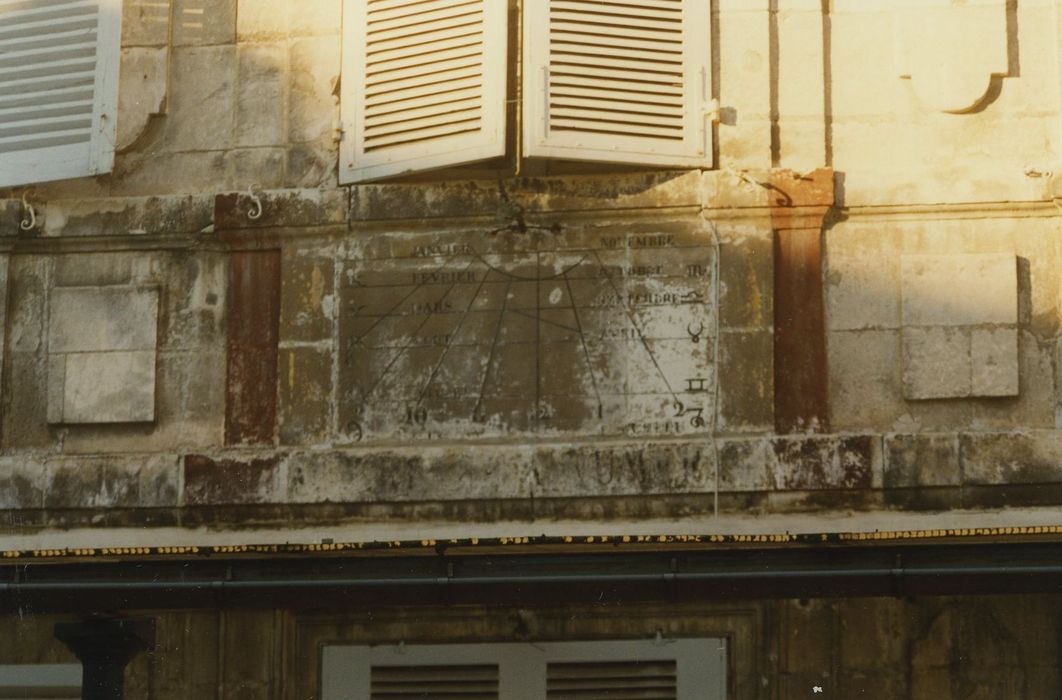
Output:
left=338, top=225, right=715, bottom=443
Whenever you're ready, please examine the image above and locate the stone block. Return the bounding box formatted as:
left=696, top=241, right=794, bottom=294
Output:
left=8, top=255, right=48, bottom=354
left=350, top=172, right=702, bottom=221
left=534, top=442, right=715, bottom=497
left=157, top=251, right=227, bottom=351
left=902, top=327, right=971, bottom=399
left=52, top=351, right=156, bottom=424
left=236, top=0, right=289, bottom=40
left=828, top=329, right=904, bottom=431
left=3, top=353, right=50, bottom=449
left=884, top=434, right=961, bottom=487
left=286, top=447, right=534, bottom=503
left=225, top=148, right=286, bottom=189
left=288, top=37, right=341, bottom=144
left=716, top=330, right=773, bottom=432
left=39, top=195, right=215, bottom=237
left=172, top=0, right=236, bottom=46
left=117, top=47, right=168, bottom=152
left=236, top=43, right=287, bottom=147
left=770, top=435, right=879, bottom=490
left=826, top=254, right=901, bottom=331
left=717, top=438, right=770, bottom=492
left=717, top=229, right=772, bottom=329
left=42, top=456, right=175, bottom=509
left=164, top=46, right=236, bottom=152
left=900, top=254, right=1017, bottom=327
left=280, top=252, right=335, bottom=342
left=47, top=286, right=160, bottom=424
left=49, top=286, right=159, bottom=353
left=0, top=456, right=46, bottom=509
left=183, top=454, right=282, bottom=505
left=285, top=138, right=340, bottom=188
left=0, top=198, right=20, bottom=235
left=289, top=2, right=341, bottom=36
left=214, top=188, right=348, bottom=230
left=54, top=254, right=134, bottom=287
left=961, top=431, right=1062, bottom=485
left=970, top=332, right=1052, bottom=429
left=970, top=327, right=1019, bottom=396
left=138, top=455, right=182, bottom=507
left=278, top=347, right=333, bottom=445
left=112, top=151, right=231, bottom=196
left=122, top=0, right=172, bottom=47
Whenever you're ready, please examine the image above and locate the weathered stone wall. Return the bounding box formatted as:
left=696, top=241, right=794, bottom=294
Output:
left=3, top=594, right=1060, bottom=699
left=2, top=0, right=1062, bottom=535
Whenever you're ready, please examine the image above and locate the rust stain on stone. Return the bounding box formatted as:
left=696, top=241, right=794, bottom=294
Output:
left=770, top=168, right=834, bottom=435
left=225, top=250, right=281, bottom=445
left=183, top=454, right=279, bottom=506
left=213, top=192, right=242, bottom=231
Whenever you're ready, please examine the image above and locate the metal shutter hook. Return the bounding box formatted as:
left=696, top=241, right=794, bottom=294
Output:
left=19, top=190, right=37, bottom=231
left=247, top=184, right=263, bottom=221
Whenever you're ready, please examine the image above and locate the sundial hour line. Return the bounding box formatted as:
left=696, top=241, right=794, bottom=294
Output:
left=359, top=258, right=480, bottom=401
left=413, top=266, right=496, bottom=409
left=472, top=276, right=516, bottom=423
left=591, top=248, right=681, bottom=403
left=562, top=269, right=605, bottom=417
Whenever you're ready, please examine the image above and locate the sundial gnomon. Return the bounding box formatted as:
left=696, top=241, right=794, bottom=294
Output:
left=338, top=228, right=714, bottom=442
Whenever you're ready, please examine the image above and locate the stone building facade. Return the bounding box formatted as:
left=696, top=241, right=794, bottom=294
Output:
left=3, top=0, right=1062, bottom=698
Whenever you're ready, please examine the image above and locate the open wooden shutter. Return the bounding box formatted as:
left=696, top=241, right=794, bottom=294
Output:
left=0, top=0, right=121, bottom=188
left=523, top=0, right=711, bottom=168
left=340, top=0, right=508, bottom=184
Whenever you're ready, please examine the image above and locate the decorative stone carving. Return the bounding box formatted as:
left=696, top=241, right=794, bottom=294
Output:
left=894, top=0, right=1008, bottom=114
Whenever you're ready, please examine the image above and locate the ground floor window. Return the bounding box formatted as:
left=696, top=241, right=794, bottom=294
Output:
left=322, top=638, right=727, bottom=700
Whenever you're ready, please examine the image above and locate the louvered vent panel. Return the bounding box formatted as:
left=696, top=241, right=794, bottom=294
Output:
left=547, top=0, right=685, bottom=141
left=364, top=0, right=488, bottom=153
left=0, top=0, right=99, bottom=155
left=547, top=660, right=678, bottom=700
left=370, top=664, right=499, bottom=700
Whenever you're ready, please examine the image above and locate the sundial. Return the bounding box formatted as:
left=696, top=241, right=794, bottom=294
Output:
left=338, top=226, right=715, bottom=443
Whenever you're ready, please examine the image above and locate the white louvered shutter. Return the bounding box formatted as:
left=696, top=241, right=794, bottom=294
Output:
left=523, top=0, right=711, bottom=168
left=340, top=0, right=508, bottom=184
left=322, top=639, right=726, bottom=700
left=0, top=0, right=121, bottom=188
left=0, top=664, right=82, bottom=699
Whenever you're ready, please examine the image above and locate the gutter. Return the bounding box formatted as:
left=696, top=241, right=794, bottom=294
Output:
left=5, top=539, right=1062, bottom=611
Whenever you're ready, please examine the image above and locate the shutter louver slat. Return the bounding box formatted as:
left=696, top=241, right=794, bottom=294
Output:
left=547, top=661, right=678, bottom=700
left=341, top=0, right=507, bottom=182
left=0, top=0, right=120, bottom=185
left=524, top=0, right=711, bottom=168
left=370, top=664, right=499, bottom=700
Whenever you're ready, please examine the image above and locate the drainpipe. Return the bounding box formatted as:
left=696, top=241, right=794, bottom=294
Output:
left=53, top=619, right=155, bottom=700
